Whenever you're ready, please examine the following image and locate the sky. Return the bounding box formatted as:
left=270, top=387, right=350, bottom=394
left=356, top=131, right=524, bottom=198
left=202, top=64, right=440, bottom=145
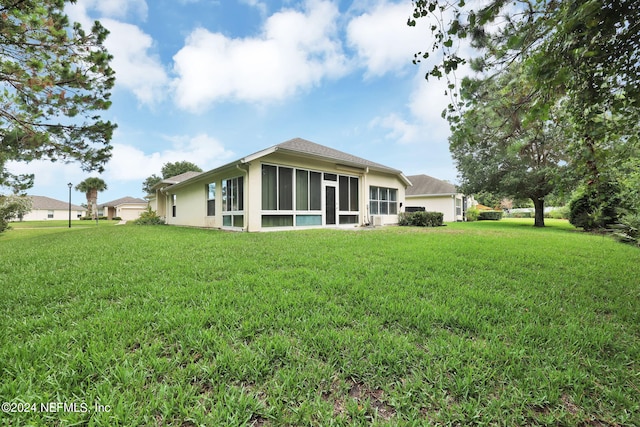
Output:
left=8, top=0, right=465, bottom=205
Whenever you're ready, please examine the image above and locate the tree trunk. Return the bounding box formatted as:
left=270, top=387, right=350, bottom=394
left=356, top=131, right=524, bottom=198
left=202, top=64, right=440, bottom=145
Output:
left=533, top=197, right=545, bottom=227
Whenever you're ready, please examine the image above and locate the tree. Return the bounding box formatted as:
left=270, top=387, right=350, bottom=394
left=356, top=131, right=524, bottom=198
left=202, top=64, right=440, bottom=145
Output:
left=0, top=0, right=116, bottom=191
left=142, top=161, right=202, bottom=194
left=75, top=177, right=107, bottom=220
left=0, top=194, right=32, bottom=232
left=449, top=64, right=569, bottom=227
left=410, top=0, right=639, bottom=219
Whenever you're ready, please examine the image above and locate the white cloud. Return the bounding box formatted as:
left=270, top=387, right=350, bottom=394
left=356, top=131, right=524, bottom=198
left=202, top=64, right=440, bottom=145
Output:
left=68, top=0, right=148, bottom=21
left=65, top=1, right=168, bottom=106
left=101, top=19, right=169, bottom=105
left=105, top=134, right=235, bottom=181
left=240, top=0, right=268, bottom=16
left=370, top=66, right=454, bottom=144
left=172, top=0, right=350, bottom=110
left=347, top=1, right=428, bottom=77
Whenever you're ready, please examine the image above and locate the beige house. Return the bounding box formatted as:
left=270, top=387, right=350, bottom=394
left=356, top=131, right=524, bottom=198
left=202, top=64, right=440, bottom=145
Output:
left=149, top=138, right=411, bottom=232
left=98, top=197, right=148, bottom=221
left=21, top=195, right=85, bottom=221
left=405, top=174, right=466, bottom=222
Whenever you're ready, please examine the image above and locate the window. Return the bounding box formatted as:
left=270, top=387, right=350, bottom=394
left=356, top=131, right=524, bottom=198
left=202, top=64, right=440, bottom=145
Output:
left=369, top=186, right=397, bottom=216
left=339, top=175, right=359, bottom=212
left=47, top=210, right=54, bottom=219
left=206, top=183, right=215, bottom=216
left=262, top=165, right=323, bottom=227
left=222, top=176, right=243, bottom=212
left=172, top=194, right=177, bottom=217
left=262, top=165, right=321, bottom=212
left=222, top=176, right=244, bottom=228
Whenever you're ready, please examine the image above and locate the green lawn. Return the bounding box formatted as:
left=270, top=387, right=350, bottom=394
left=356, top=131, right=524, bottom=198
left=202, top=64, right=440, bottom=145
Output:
left=0, top=220, right=638, bottom=426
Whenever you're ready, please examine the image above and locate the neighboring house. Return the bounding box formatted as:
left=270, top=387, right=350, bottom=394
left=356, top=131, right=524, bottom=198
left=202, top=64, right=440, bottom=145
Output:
left=98, top=197, right=148, bottom=221
left=405, top=174, right=467, bottom=222
left=148, top=138, right=411, bottom=232
left=21, top=195, right=85, bottom=221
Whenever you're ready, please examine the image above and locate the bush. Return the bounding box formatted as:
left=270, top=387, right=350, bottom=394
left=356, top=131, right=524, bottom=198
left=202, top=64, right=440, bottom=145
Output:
left=133, top=206, right=164, bottom=225
left=569, top=182, right=621, bottom=230
left=398, top=211, right=444, bottom=227
left=478, top=210, right=503, bottom=221
left=465, top=206, right=479, bottom=222
left=613, top=212, right=640, bottom=247
left=547, top=206, right=569, bottom=219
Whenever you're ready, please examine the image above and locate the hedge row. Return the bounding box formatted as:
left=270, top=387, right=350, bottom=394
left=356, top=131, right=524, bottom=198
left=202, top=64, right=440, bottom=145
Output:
left=398, top=211, right=444, bottom=227
left=478, top=210, right=503, bottom=221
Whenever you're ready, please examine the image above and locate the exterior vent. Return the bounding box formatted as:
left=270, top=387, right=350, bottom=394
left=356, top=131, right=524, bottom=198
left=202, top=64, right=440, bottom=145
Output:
left=372, top=215, right=383, bottom=226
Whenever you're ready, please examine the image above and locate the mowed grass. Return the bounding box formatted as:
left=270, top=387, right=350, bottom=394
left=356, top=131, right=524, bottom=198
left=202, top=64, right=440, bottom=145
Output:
left=0, top=220, right=638, bottom=426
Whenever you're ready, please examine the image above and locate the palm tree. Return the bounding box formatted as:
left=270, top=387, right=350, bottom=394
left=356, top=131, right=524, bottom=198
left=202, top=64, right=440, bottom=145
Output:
left=75, top=177, right=107, bottom=220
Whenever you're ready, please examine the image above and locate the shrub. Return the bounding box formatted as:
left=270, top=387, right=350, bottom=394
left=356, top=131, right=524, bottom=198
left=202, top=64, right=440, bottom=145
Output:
left=547, top=206, right=569, bottom=219
left=466, top=206, right=479, bottom=222
left=613, top=212, right=640, bottom=247
left=569, top=182, right=621, bottom=230
left=398, top=211, right=443, bottom=227
left=133, top=206, right=164, bottom=225
left=478, top=210, right=503, bottom=221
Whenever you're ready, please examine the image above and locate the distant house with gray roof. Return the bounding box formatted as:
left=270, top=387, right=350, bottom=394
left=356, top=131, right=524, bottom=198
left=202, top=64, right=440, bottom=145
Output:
left=405, top=174, right=468, bottom=222
left=149, top=137, right=411, bottom=231
left=98, top=196, right=148, bottom=221
left=21, top=195, right=85, bottom=221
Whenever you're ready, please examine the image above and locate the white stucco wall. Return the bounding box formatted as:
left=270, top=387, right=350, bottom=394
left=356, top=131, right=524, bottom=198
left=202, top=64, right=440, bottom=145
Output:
left=21, top=209, right=84, bottom=221
left=405, top=194, right=464, bottom=222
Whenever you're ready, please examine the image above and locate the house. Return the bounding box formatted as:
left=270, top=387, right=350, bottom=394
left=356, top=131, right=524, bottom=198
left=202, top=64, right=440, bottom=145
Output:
left=149, top=138, right=411, bottom=231
left=21, top=195, right=85, bottom=221
left=405, top=174, right=466, bottom=222
left=98, top=197, right=148, bottom=221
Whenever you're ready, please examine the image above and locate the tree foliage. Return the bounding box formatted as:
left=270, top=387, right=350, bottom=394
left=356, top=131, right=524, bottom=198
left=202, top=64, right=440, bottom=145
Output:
left=75, top=176, right=106, bottom=220
left=410, top=0, right=639, bottom=227
left=0, top=0, right=116, bottom=191
left=142, top=161, right=203, bottom=194
left=0, top=194, right=32, bottom=232
left=450, top=64, right=569, bottom=227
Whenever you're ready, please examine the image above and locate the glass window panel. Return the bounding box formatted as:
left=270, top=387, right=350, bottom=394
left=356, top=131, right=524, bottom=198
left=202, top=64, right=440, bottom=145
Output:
left=237, top=177, right=244, bottom=211
left=339, top=176, right=349, bottom=211
left=324, top=173, right=337, bottom=181
left=370, top=186, right=378, bottom=200
left=279, top=167, right=293, bottom=210
left=295, top=215, right=322, bottom=226
left=223, top=215, right=232, bottom=226
left=233, top=214, right=244, bottom=227
left=380, top=201, right=389, bottom=215
left=389, top=202, right=397, bottom=215
left=262, top=215, right=293, bottom=227
left=389, top=188, right=397, bottom=201
left=222, top=180, right=228, bottom=212
left=207, top=200, right=215, bottom=216
left=231, top=178, right=237, bottom=211
left=296, top=169, right=308, bottom=211
left=310, top=172, right=321, bottom=210
left=262, top=165, right=277, bottom=210
left=350, top=177, right=359, bottom=212
left=380, top=188, right=388, bottom=201
left=339, top=215, right=358, bottom=224
left=370, top=201, right=378, bottom=215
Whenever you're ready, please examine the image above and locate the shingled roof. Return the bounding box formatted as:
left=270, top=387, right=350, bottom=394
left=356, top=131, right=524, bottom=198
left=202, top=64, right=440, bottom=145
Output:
left=29, top=195, right=84, bottom=211
left=273, top=138, right=402, bottom=174
left=98, top=196, right=147, bottom=208
left=406, top=174, right=457, bottom=196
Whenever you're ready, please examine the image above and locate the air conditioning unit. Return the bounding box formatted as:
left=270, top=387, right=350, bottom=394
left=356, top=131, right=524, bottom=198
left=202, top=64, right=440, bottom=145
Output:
left=371, top=215, right=383, bottom=226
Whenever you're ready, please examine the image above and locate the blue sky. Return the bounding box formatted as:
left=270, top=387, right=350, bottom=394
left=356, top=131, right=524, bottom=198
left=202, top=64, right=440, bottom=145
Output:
left=9, top=0, right=461, bottom=205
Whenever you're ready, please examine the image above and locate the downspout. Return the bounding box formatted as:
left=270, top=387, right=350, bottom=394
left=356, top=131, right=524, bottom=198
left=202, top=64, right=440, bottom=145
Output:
left=363, top=167, right=370, bottom=226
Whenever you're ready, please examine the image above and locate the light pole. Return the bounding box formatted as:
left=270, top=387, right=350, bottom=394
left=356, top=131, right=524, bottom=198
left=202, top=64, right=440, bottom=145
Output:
left=68, top=182, right=72, bottom=228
